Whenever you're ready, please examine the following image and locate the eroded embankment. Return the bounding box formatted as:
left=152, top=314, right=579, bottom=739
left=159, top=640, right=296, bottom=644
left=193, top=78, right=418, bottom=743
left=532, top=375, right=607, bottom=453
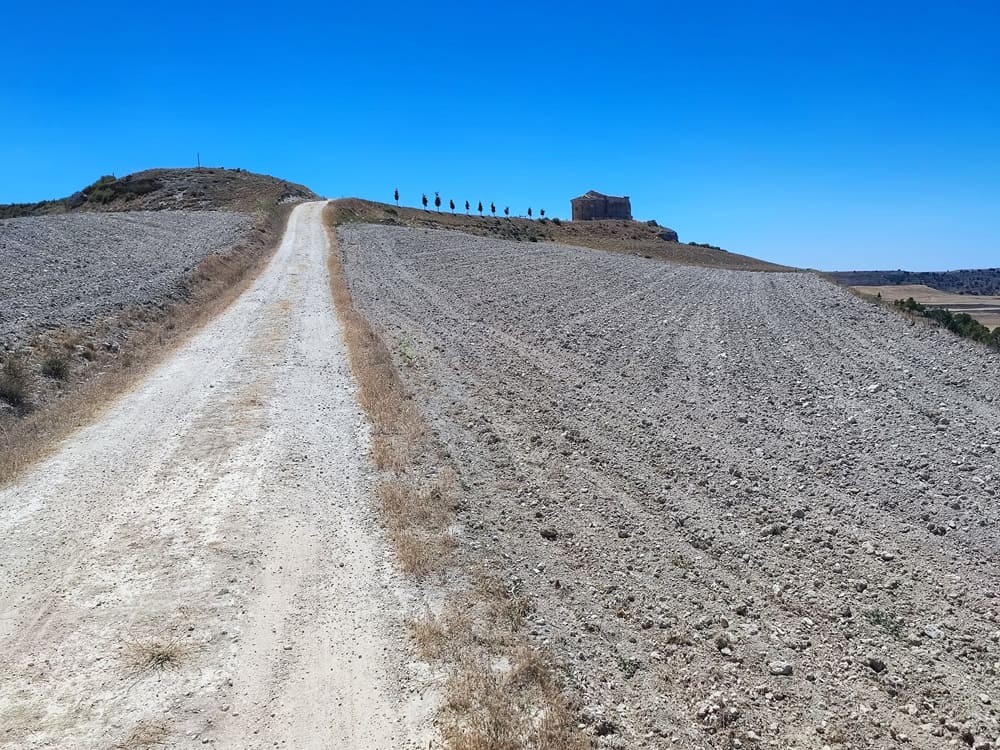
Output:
left=334, top=222, right=1000, bottom=750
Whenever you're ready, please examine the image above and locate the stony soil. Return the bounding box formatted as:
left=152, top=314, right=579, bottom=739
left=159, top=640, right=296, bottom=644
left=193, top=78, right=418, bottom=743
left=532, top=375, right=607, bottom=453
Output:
left=0, top=210, right=253, bottom=349
left=338, top=224, right=1000, bottom=750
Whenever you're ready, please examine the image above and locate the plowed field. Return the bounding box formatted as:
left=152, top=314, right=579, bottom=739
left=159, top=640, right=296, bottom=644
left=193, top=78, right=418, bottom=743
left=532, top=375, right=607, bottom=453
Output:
left=339, top=224, right=1000, bottom=750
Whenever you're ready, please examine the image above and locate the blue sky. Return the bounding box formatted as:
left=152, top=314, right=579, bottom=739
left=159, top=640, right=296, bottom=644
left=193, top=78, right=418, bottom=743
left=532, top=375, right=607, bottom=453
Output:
left=1, top=1, right=997, bottom=271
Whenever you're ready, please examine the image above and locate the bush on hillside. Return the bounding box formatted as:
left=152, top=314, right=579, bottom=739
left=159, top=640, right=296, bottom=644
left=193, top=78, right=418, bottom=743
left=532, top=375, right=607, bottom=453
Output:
left=894, top=297, right=1000, bottom=349
left=0, top=358, right=29, bottom=405
left=41, top=353, right=70, bottom=380
left=82, top=175, right=119, bottom=204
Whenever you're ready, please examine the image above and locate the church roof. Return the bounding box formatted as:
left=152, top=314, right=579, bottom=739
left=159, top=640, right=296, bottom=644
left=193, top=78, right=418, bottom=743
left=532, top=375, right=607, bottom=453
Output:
left=571, top=190, right=629, bottom=201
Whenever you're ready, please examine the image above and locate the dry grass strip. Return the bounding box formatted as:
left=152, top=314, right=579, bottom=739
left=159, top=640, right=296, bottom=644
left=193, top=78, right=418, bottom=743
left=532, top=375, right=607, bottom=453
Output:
left=324, top=213, right=423, bottom=473
left=376, top=476, right=457, bottom=576
left=408, top=572, right=587, bottom=750
left=324, top=201, right=588, bottom=749
left=324, top=202, right=452, bottom=577
left=0, top=204, right=294, bottom=487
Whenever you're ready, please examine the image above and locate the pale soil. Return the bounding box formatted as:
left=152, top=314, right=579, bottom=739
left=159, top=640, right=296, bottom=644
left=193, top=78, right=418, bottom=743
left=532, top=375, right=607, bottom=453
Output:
left=0, top=203, right=434, bottom=749
left=851, top=284, right=1000, bottom=329
left=338, top=224, right=1000, bottom=750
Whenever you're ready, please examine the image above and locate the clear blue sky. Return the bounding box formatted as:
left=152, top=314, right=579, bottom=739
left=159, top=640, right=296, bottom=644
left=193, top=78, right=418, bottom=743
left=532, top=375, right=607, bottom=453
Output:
left=2, top=1, right=997, bottom=271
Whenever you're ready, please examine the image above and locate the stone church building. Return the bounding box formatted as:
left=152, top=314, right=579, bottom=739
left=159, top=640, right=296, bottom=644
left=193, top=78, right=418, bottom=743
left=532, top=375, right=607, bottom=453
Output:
left=570, top=190, right=632, bottom=221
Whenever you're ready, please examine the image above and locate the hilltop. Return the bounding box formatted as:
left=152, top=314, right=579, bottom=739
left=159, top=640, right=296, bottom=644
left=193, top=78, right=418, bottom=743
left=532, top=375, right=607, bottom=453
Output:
left=330, top=198, right=791, bottom=272
left=0, top=167, right=317, bottom=218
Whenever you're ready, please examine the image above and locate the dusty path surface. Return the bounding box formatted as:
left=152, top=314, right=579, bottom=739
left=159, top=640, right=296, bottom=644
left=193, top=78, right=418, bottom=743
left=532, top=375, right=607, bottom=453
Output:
left=0, top=203, right=432, bottom=749
left=339, top=224, right=1000, bottom=750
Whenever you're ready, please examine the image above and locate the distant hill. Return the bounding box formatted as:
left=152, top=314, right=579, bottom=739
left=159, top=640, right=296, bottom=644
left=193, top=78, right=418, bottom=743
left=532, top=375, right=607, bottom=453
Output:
left=830, top=268, right=1000, bottom=296
left=0, top=167, right=317, bottom=218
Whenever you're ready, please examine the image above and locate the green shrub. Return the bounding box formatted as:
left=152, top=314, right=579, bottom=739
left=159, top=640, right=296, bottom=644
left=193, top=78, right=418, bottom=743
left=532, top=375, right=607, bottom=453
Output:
left=81, top=174, right=119, bottom=204
left=863, top=609, right=902, bottom=637
left=892, top=297, right=1000, bottom=350
left=893, top=296, right=926, bottom=313
left=0, top=358, right=29, bottom=405
left=41, top=354, right=70, bottom=380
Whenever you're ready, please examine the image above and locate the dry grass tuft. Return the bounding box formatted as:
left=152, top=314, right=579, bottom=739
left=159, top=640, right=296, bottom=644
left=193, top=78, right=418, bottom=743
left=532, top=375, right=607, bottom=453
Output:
left=392, top=527, right=454, bottom=578
left=0, top=357, right=30, bottom=406
left=111, top=723, right=170, bottom=749
left=410, top=604, right=586, bottom=750
left=40, top=352, right=70, bottom=380
left=443, top=649, right=588, bottom=750
left=373, top=468, right=457, bottom=578
left=410, top=613, right=450, bottom=660
left=122, top=633, right=192, bottom=675
left=377, top=476, right=455, bottom=530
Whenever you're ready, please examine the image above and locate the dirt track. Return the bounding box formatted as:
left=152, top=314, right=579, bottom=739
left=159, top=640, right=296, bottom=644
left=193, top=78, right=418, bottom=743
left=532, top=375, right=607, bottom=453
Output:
left=339, top=224, right=1000, bottom=749
left=0, top=203, right=433, bottom=749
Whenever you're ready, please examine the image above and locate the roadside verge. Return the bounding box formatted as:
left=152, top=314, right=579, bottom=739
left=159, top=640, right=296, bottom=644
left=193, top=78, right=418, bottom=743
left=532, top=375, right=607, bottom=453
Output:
left=323, top=201, right=589, bottom=749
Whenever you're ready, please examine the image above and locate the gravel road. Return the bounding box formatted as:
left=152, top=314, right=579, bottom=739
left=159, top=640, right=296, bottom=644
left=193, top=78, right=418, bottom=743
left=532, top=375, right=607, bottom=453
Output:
left=0, top=204, right=433, bottom=749
left=0, top=210, right=253, bottom=349
left=338, top=224, right=1000, bottom=749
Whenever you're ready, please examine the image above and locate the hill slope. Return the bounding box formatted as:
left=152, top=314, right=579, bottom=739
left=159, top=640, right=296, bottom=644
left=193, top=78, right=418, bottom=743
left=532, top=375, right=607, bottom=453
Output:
left=0, top=167, right=317, bottom=218
left=0, top=211, right=253, bottom=350
left=337, top=222, right=1000, bottom=749
left=330, top=198, right=791, bottom=272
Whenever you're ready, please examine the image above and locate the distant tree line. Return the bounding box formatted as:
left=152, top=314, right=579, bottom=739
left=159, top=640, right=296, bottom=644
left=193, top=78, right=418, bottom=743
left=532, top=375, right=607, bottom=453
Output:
left=394, top=189, right=547, bottom=220
left=894, top=297, right=1000, bottom=350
